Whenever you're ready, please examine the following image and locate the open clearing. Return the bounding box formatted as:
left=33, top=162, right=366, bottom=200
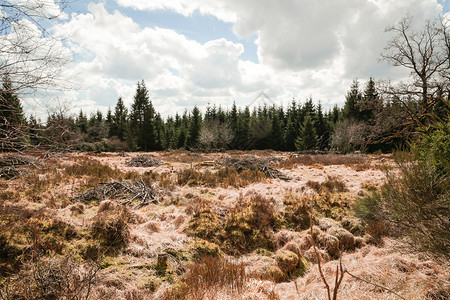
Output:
left=0, top=151, right=448, bottom=299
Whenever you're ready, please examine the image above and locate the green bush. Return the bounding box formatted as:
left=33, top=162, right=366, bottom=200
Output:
left=354, top=111, right=449, bottom=258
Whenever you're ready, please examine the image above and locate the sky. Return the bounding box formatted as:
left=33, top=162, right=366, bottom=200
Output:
left=24, top=0, right=450, bottom=118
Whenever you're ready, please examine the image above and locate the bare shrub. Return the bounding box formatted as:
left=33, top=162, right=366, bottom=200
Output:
left=163, top=256, right=246, bottom=299
left=331, top=119, right=368, bottom=153
left=127, top=154, right=163, bottom=167
left=199, top=120, right=234, bottom=151
left=0, top=256, right=99, bottom=300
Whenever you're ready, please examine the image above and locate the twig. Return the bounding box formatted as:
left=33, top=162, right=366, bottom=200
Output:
left=345, top=270, right=406, bottom=300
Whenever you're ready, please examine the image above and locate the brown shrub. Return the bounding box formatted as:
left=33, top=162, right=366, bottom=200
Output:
left=275, top=249, right=298, bottom=274
left=303, top=247, right=331, bottom=264
left=274, top=230, right=302, bottom=249
left=274, top=249, right=309, bottom=278
left=281, top=195, right=310, bottom=231
left=223, top=194, right=277, bottom=253
left=164, top=256, right=246, bottom=299
left=68, top=203, right=85, bottom=215
left=306, top=176, right=348, bottom=194
left=97, top=200, right=117, bottom=213
left=90, top=208, right=130, bottom=252
left=317, top=233, right=340, bottom=258
left=185, top=199, right=223, bottom=242
left=328, top=227, right=355, bottom=251
left=143, top=221, right=161, bottom=234
left=366, top=220, right=389, bottom=245
left=64, top=158, right=124, bottom=187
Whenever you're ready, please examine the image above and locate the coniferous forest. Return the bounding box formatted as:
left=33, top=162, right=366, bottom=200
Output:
left=2, top=76, right=446, bottom=154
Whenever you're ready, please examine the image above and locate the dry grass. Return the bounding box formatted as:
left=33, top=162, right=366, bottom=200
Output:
left=279, top=154, right=370, bottom=170
left=0, top=151, right=446, bottom=299
left=287, top=240, right=450, bottom=300
left=164, top=256, right=279, bottom=300
left=160, top=151, right=205, bottom=163
left=90, top=207, right=130, bottom=253
left=64, top=157, right=125, bottom=187
left=177, top=167, right=266, bottom=188
left=307, top=176, right=348, bottom=194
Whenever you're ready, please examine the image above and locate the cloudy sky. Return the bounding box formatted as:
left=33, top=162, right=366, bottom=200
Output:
left=29, top=0, right=450, bottom=117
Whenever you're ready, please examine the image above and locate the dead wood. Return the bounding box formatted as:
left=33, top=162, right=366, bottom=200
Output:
left=0, top=154, right=40, bottom=179
left=70, top=180, right=162, bottom=208
left=220, top=155, right=291, bottom=181
left=0, top=166, right=25, bottom=179
left=0, top=154, right=39, bottom=168
left=126, top=154, right=163, bottom=167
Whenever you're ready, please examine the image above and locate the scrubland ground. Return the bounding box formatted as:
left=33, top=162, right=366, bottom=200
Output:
left=0, top=151, right=448, bottom=300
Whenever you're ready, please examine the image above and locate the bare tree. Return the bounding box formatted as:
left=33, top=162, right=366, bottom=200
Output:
left=0, top=1, right=72, bottom=150
left=381, top=16, right=449, bottom=119
left=0, top=1, right=72, bottom=94
left=199, top=120, right=234, bottom=151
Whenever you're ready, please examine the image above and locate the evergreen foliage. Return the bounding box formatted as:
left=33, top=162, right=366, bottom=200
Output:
left=295, top=114, right=318, bottom=151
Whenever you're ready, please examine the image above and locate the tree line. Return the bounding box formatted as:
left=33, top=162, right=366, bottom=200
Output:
left=3, top=75, right=445, bottom=153
left=0, top=15, right=448, bottom=153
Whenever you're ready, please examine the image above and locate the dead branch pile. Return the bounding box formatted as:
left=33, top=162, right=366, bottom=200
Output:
left=127, top=154, right=163, bottom=167
left=221, top=155, right=291, bottom=181
left=0, top=166, right=25, bottom=179
left=71, top=180, right=162, bottom=208
left=0, top=154, right=39, bottom=167
left=0, top=154, right=40, bottom=179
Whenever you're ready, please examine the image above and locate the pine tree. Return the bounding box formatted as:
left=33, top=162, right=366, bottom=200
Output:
left=154, top=113, right=164, bottom=150
left=235, top=106, right=250, bottom=149
left=343, top=79, right=362, bottom=120
left=76, top=110, right=88, bottom=134
left=142, top=100, right=157, bottom=151
left=112, top=97, right=128, bottom=141
left=269, top=106, right=283, bottom=150
left=359, top=77, right=381, bottom=123
left=0, top=74, right=24, bottom=126
left=331, top=104, right=341, bottom=125
left=129, top=80, right=155, bottom=150
left=0, top=74, right=26, bottom=150
left=315, top=103, right=330, bottom=150
left=186, top=106, right=202, bottom=148
left=284, top=101, right=299, bottom=151
left=295, top=114, right=318, bottom=151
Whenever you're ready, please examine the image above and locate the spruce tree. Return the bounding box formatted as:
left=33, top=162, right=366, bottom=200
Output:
left=343, top=79, right=362, bottom=120
left=142, top=101, right=157, bottom=151
left=284, top=102, right=299, bottom=151
left=359, top=77, right=381, bottom=123
left=0, top=74, right=25, bottom=150
left=76, top=110, right=88, bottom=134
left=129, top=80, right=156, bottom=150
left=315, top=103, right=330, bottom=150
left=295, top=114, right=318, bottom=151
left=112, top=97, right=128, bottom=141
left=235, top=106, right=250, bottom=149
left=186, top=106, right=202, bottom=148
left=269, top=106, right=283, bottom=150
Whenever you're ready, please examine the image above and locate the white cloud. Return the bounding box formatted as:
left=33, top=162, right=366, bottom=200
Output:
left=51, top=0, right=446, bottom=117
left=116, top=0, right=237, bottom=22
